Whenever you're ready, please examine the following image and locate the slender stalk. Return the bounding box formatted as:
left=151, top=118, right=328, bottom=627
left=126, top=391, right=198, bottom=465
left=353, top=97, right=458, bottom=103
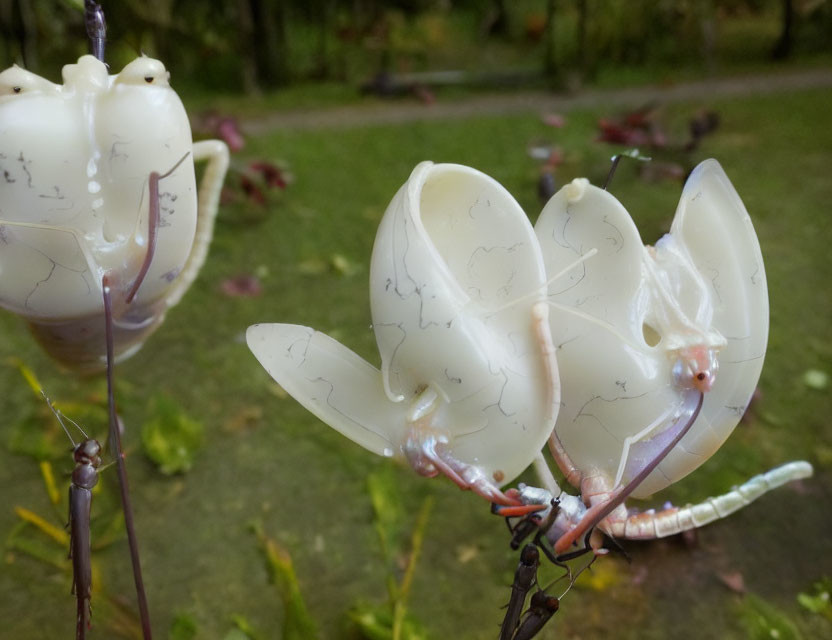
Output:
left=392, top=496, right=433, bottom=640
left=102, top=277, right=153, bottom=639
left=84, top=0, right=107, bottom=62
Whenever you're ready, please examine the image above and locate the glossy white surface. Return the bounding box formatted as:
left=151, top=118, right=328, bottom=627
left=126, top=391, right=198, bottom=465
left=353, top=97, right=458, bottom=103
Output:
left=249, top=162, right=558, bottom=489
left=536, top=160, right=768, bottom=497
left=0, top=55, right=228, bottom=370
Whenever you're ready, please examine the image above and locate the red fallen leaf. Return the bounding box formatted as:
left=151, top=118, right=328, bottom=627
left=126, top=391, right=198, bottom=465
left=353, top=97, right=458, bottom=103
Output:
left=717, top=571, right=746, bottom=594
left=220, top=275, right=262, bottom=298
left=597, top=119, right=650, bottom=146
left=240, top=174, right=266, bottom=205
left=624, top=111, right=650, bottom=129
left=542, top=113, right=566, bottom=128
left=196, top=112, right=245, bottom=152
left=249, top=161, right=288, bottom=190
left=217, top=117, right=245, bottom=152
left=597, top=103, right=668, bottom=149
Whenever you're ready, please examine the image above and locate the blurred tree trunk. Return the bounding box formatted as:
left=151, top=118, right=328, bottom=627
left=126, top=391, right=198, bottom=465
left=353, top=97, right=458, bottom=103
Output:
left=148, top=0, right=173, bottom=67
left=236, top=0, right=260, bottom=94
left=315, top=0, right=333, bottom=79
left=699, top=0, right=716, bottom=75
left=17, top=0, right=35, bottom=68
left=248, top=0, right=290, bottom=87
left=0, top=0, right=37, bottom=69
left=576, top=0, right=587, bottom=70
left=543, top=0, right=557, bottom=78
left=0, top=0, right=14, bottom=65
left=482, top=0, right=510, bottom=38
left=352, top=0, right=380, bottom=32
left=772, top=0, right=794, bottom=59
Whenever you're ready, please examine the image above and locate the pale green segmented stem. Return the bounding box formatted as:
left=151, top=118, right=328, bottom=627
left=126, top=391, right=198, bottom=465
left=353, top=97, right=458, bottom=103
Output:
left=605, top=461, right=813, bottom=540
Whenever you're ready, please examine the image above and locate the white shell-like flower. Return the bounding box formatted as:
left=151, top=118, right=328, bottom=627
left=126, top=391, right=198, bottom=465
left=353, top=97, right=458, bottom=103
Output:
left=248, top=162, right=559, bottom=499
left=0, top=55, right=228, bottom=371
left=535, top=159, right=767, bottom=497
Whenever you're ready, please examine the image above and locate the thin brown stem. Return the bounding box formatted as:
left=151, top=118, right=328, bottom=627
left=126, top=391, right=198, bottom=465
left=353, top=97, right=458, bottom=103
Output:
left=103, top=276, right=153, bottom=639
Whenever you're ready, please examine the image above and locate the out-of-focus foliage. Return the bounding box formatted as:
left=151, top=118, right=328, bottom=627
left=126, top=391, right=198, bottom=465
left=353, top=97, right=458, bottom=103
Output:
left=798, top=578, right=832, bottom=620
left=141, top=394, right=204, bottom=474
left=349, top=467, right=432, bottom=640
left=169, top=612, right=199, bottom=640
left=736, top=593, right=805, bottom=640
left=251, top=521, right=319, bottom=640
left=1, top=0, right=830, bottom=93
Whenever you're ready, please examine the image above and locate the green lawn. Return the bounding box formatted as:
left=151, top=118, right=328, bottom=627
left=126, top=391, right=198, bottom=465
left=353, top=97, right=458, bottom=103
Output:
left=0, top=86, right=830, bottom=639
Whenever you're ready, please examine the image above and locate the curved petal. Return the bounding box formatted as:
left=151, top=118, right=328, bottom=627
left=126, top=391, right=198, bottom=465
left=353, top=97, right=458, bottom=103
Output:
left=536, top=178, right=646, bottom=334
left=247, top=323, right=404, bottom=457
left=638, top=159, right=769, bottom=495
left=371, top=162, right=551, bottom=403
left=535, top=161, right=767, bottom=497
left=0, top=56, right=227, bottom=371
left=0, top=220, right=100, bottom=318
left=368, top=162, right=558, bottom=483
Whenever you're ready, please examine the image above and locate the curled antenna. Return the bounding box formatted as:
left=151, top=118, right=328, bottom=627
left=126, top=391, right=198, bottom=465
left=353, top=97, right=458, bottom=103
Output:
left=84, top=0, right=107, bottom=63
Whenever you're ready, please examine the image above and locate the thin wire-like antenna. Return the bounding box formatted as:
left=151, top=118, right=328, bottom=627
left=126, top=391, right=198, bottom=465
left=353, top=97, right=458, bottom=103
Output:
left=545, top=300, right=643, bottom=352
left=603, top=149, right=651, bottom=191
left=60, top=408, right=89, bottom=441
left=490, top=248, right=599, bottom=315
left=540, top=568, right=571, bottom=595
left=41, top=391, right=79, bottom=446
left=157, top=151, right=191, bottom=181
left=555, top=553, right=597, bottom=600
left=533, top=552, right=597, bottom=605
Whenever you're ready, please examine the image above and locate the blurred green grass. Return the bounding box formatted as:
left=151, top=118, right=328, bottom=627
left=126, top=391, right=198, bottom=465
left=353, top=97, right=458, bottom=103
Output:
left=0, top=85, right=830, bottom=639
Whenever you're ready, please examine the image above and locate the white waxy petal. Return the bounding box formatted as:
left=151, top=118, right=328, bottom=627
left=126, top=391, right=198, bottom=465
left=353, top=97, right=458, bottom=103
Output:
left=247, top=324, right=405, bottom=456
left=249, top=163, right=559, bottom=487
left=0, top=55, right=228, bottom=371
left=536, top=160, right=767, bottom=498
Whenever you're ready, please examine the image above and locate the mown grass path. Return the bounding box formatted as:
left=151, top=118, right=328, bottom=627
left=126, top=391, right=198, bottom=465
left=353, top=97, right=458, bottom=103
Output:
left=242, top=68, right=832, bottom=133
